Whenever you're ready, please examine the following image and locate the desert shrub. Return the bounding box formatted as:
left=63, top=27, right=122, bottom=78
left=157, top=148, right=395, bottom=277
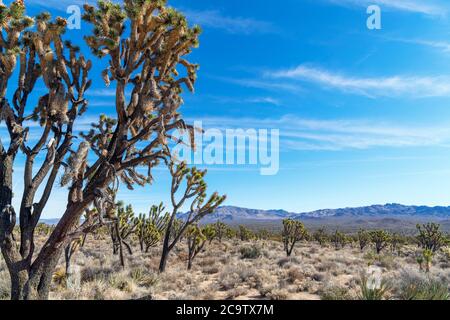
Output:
left=266, top=288, right=289, bottom=300
left=218, top=264, right=259, bottom=290
left=0, top=270, right=10, bottom=300
left=363, top=251, right=379, bottom=266
left=320, top=286, right=353, bottom=300
left=258, top=280, right=289, bottom=300
left=239, top=245, right=261, bottom=259
left=394, top=270, right=449, bottom=300
left=442, top=247, right=450, bottom=260
left=203, top=266, right=220, bottom=275
left=52, top=268, right=67, bottom=288
left=316, top=261, right=334, bottom=272
left=109, top=273, right=136, bottom=293
left=198, top=257, right=217, bottom=267
left=80, top=266, right=114, bottom=283
left=375, top=254, right=397, bottom=270
left=277, top=256, right=300, bottom=267
left=129, top=268, right=158, bottom=288
left=286, top=267, right=304, bottom=284
left=225, top=286, right=249, bottom=299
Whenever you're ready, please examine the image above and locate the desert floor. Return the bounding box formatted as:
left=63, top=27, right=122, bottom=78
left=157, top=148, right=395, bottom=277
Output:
left=1, top=237, right=449, bottom=300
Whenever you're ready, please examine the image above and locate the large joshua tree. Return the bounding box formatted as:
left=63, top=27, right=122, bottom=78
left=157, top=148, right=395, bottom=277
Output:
left=0, top=0, right=202, bottom=299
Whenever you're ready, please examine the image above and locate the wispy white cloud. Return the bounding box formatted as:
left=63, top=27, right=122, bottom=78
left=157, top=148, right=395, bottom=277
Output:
left=265, top=64, right=450, bottom=98
left=385, top=36, right=450, bottom=53
left=218, top=76, right=303, bottom=94
left=325, top=0, right=447, bottom=16
left=190, top=115, right=450, bottom=151
left=182, top=9, right=278, bottom=35
left=205, top=95, right=282, bottom=106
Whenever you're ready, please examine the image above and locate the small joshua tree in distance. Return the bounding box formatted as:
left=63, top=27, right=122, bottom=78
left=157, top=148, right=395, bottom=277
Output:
left=186, top=224, right=207, bottom=270
left=370, top=230, right=391, bottom=254
left=331, top=230, right=347, bottom=250
left=202, top=224, right=217, bottom=244
left=416, top=223, right=447, bottom=253
left=313, top=227, right=329, bottom=247
left=358, top=229, right=371, bottom=252
left=238, top=225, right=254, bottom=241
left=214, top=221, right=228, bottom=243
left=136, top=203, right=169, bottom=253
left=282, top=218, right=308, bottom=257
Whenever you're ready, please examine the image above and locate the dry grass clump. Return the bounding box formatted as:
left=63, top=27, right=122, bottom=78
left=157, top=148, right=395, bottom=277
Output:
left=393, top=269, right=449, bottom=300
left=0, top=258, right=10, bottom=300
left=277, top=256, right=300, bottom=268
left=218, top=262, right=257, bottom=290
left=286, top=267, right=304, bottom=284
left=319, top=285, right=353, bottom=300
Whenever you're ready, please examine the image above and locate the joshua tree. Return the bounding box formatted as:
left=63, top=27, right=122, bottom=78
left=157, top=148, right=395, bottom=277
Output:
left=0, top=0, right=202, bottom=299
left=256, top=228, right=271, bottom=241
left=282, top=219, right=308, bottom=256
left=63, top=208, right=94, bottom=280
left=422, top=249, right=433, bottom=273
left=331, top=230, right=347, bottom=250
left=110, top=201, right=140, bottom=267
left=225, top=226, right=237, bottom=240
left=357, top=229, right=371, bottom=252
left=313, top=227, right=329, bottom=246
left=136, top=203, right=168, bottom=253
left=159, top=162, right=226, bottom=272
left=64, top=236, right=84, bottom=282
left=238, top=225, right=253, bottom=241
left=370, top=230, right=391, bottom=254
left=416, top=223, right=447, bottom=253
left=389, top=232, right=404, bottom=253
left=186, top=224, right=207, bottom=270
left=214, top=221, right=227, bottom=243
left=35, top=223, right=54, bottom=237
left=202, top=224, right=216, bottom=244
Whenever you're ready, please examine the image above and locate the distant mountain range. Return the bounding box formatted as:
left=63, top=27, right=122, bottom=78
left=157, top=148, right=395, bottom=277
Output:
left=179, top=203, right=450, bottom=224
left=42, top=203, right=450, bottom=229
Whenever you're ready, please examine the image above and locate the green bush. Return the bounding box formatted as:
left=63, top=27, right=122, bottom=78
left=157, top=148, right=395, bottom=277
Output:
left=239, top=245, right=261, bottom=259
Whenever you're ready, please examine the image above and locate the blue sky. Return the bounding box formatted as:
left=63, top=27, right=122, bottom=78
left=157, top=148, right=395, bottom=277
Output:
left=5, top=0, right=450, bottom=217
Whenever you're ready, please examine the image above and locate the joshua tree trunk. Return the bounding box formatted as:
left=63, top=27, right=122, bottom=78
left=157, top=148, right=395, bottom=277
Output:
left=159, top=232, right=171, bottom=273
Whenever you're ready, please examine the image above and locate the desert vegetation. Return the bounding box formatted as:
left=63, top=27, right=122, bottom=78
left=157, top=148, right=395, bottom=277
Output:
left=1, top=216, right=450, bottom=300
